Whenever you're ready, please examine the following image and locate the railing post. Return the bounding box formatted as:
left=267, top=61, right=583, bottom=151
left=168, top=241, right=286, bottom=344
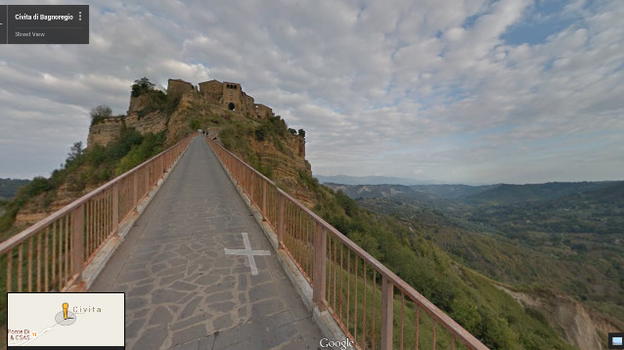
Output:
left=312, top=223, right=327, bottom=309
left=71, top=205, right=85, bottom=279
left=262, top=181, right=267, bottom=216
left=133, top=172, right=138, bottom=206
left=381, top=276, right=394, bottom=350
left=112, top=183, right=119, bottom=233
left=146, top=164, right=151, bottom=190
left=277, top=194, right=285, bottom=248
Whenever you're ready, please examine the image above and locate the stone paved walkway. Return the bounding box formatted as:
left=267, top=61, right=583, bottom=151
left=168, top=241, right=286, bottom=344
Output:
left=91, top=137, right=322, bottom=350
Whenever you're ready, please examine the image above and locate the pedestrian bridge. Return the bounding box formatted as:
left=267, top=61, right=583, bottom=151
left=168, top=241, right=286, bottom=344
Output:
left=1, top=135, right=488, bottom=350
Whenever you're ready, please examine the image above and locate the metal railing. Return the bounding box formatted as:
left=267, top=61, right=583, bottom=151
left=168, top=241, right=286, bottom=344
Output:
left=0, top=135, right=192, bottom=296
left=207, top=138, right=489, bottom=350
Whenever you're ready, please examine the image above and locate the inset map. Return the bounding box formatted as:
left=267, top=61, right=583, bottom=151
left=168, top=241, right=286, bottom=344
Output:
left=7, top=292, right=124, bottom=348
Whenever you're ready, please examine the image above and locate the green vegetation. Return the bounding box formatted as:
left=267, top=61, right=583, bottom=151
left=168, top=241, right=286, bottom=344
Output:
left=0, top=178, right=30, bottom=200
left=89, top=105, right=112, bottom=125
left=309, top=190, right=574, bottom=349
left=130, top=77, right=180, bottom=118
left=131, top=77, right=155, bottom=97
left=219, top=115, right=296, bottom=180
left=0, top=128, right=166, bottom=239
left=330, top=182, right=624, bottom=339
left=347, top=183, right=623, bottom=310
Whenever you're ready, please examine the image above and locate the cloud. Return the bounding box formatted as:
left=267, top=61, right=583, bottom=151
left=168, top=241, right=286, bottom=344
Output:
left=0, top=0, right=623, bottom=184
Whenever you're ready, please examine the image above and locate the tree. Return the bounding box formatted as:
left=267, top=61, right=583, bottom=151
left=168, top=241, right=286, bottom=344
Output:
left=65, top=141, right=84, bottom=167
left=131, top=77, right=155, bottom=97
left=298, top=129, right=306, bottom=138
left=90, top=105, right=112, bottom=125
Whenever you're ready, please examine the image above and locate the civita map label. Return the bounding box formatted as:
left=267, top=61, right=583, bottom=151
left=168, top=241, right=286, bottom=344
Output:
left=7, top=292, right=124, bottom=349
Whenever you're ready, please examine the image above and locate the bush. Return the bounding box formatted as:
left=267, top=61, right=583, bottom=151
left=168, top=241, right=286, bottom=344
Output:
left=90, top=105, right=112, bottom=125
left=115, top=132, right=166, bottom=174
left=131, top=77, right=155, bottom=97
left=254, top=128, right=266, bottom=141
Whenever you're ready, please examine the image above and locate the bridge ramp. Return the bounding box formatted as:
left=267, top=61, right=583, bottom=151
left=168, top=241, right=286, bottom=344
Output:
left=91, top=137, right=322, bottom=349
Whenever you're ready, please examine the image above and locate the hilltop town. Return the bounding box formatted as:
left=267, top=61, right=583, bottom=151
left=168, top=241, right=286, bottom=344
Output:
left=88, top=79, right=302, bottom=158
left=10, top=78, right=311, bottom=229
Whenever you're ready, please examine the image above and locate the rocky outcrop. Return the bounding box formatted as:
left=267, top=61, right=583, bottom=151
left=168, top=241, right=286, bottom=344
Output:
left=128, top=94, right=152, bottom=114
left=87, top=117, right=124, bottom=146
left=497, top=285, right=623, bottom=350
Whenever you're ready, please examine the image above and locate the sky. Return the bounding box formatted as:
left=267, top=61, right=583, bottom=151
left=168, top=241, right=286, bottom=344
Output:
left=1, top=0, right=623, bottom=185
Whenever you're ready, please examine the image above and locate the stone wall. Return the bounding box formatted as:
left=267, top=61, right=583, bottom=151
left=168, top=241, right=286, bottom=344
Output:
left=254, top=104, right=273, bottom=119
left=167, top=79, right=195, bottom=99
left=87, top=117, right=124, bottom=146
left=128, top=94, right=152, bottom=114
left=126, top=111, right=168, bottom=135
left=198, top=80, right=223, bottom=103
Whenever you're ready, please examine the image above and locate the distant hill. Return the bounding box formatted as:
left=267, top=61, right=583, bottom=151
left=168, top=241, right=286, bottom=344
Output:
left=460, top=181, right=617, bottom=206
left=0, top=178, right=30, bottom=200
left=316, top=174, right=434, bottom=185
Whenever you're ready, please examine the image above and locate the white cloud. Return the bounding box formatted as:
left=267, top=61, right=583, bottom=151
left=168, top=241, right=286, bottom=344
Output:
left=0, top=0, right=622, bottom=183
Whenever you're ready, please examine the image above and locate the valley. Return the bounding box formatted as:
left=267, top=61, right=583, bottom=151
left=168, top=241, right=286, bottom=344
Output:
left=325, top=181, right=624, bottom=348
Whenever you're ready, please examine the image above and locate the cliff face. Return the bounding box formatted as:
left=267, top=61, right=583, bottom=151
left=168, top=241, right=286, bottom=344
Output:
left=497, top=286, right=623, bottom=350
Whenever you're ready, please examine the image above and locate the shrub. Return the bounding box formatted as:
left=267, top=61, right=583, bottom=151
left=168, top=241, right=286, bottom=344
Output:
left=131, top=77, right=155, bottom=97
left=254, top=128, right=266, bottom=141
left=90, top=105, right=112, bottom=125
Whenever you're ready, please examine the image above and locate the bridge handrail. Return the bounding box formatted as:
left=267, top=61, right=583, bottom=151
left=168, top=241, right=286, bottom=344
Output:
left=207, top=138, right=489, bottom=350
left=0, top=134, right=193, bottom=293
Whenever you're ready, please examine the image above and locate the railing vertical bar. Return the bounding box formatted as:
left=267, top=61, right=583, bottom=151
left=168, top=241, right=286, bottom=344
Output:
left=414, top=307, right=420, bottom=350
left=27, top=236, right=33, bottom=292
left=44, top=226, right=49, bottom=291
left=64, top=215, right=70, bottom=284
left=346, top=245, right=351, bottom=333
left=51, top=221, right=56, bottom=289
left=363, top=260, right=367, bottom=347
left=85, top=200, right=90, bottom=258
left=6, top=247, right=12, bottom=292
left=381, top=276, right=394, bottom=350
left=339, top=238, right=344, bottom=321
left=96, top=196, right=100, bottom=248
left=37, top=234, right=41, bottom=291
left=401, top=293, right=406, bottom=350
left=354, top=255, right=358, bottom=342
left=71, top=205, right=85, bottom=280
left=57, top=219, right=63, bottom=289
left=262, top=181, right=267, bottom=216
left=333, top=235, right=337, bottom=314
left=17, top=243, right=23, bottom=292
left=432, top=324, right=437, bottom=350
left=312, top=223, right=327, bottom=309
left=278, top=195, right=285, bottom=247
left=372, top=269, right=377, bottom=349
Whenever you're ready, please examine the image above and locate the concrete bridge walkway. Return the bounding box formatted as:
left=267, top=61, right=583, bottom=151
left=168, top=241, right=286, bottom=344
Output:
left=91, top=137, right=322, bottom=350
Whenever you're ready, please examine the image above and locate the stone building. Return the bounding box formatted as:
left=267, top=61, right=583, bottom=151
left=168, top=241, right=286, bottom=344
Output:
left=167, top=79, right=195, bottom=99
left=198, top=80, right=273, bottom=119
